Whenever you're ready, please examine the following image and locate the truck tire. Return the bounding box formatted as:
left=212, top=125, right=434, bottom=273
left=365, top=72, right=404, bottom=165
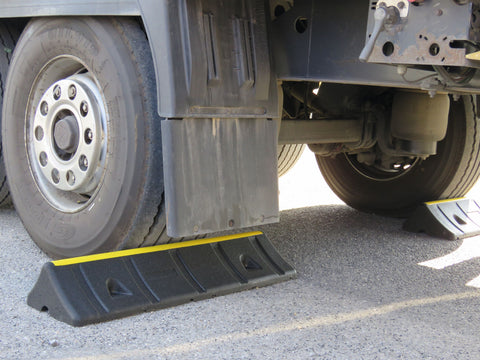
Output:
left=2, top=17, right=167, bottom=258
left=278, top=144, right=305, bottom=177
left=316, top=95, right=480, bottom=216
left=0, top=22, right=21, bottom=208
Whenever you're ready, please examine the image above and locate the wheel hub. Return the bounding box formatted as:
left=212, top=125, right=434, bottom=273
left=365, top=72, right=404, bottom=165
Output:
left=348, top=150, right=419, bottom=181
left=53, top=115, right=79, bottom=153
left=32, top=75, right=106, bottom=194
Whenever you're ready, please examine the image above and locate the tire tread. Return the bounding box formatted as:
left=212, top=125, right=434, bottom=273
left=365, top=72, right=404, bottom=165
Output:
left=278, top=144, right=305, bottom=177
left=0, top=22, right=20, bottom=209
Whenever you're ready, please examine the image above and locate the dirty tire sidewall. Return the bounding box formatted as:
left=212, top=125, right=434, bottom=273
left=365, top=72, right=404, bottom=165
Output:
left=0, top=22, right=20, bottom=208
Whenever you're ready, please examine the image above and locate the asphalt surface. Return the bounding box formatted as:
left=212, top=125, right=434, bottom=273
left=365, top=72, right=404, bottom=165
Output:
left=1, top=152, right=480, bottom=359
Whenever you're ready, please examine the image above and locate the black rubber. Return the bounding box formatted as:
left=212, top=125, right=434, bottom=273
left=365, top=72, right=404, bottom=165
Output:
left=316, top=95, right=480, bottom=216
left=277, top=144, right=305, bottom=177
left=404, top=198, right=480, bottom=240
left=2, top=18, right=167, bottom=258
left=0, top=22, right=21, bottom=208
left=27, top=232, right=297, bottom=326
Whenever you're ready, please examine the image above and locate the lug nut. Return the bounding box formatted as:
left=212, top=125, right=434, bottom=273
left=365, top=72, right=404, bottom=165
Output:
left=40, top=101, right=49, bottom=116
left=68, top=85, right=77, bottom=100
left=79, top=155, right=88, bottom=171
left=85, top=129, right=93, bottom=144
left=80, top=101, right=89, bottom=117
left=53, top=85, right=61, bottom=100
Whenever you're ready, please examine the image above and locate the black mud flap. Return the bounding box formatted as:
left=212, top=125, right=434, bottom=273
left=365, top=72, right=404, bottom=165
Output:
left=404, top=198, right=480, bottom=240
left=27, top=232, right=296, bottom=326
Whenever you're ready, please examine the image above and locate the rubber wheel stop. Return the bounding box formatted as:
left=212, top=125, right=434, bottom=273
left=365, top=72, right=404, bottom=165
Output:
left=27, top=231, right=296, bottom=326
left=404, top=198, right=480, bottom=240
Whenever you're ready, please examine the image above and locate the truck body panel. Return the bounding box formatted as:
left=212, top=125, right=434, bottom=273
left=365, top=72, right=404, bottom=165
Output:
left=0, top=0, right=140, bottom=16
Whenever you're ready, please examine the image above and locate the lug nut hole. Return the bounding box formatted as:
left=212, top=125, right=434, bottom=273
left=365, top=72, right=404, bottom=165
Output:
left=39, top=152, right=48, bottom=167
left=66, top=170, right=75, bottom=186
left=79, top=155, right=88, bottom=171
left=40, top=101, right=49, bottom=116
left=35, top=126, right=44, bottom=141
left=51, top=169, right=60, bottom=184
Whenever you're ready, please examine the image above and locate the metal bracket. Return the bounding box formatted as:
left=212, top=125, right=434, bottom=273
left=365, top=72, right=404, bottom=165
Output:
left=364, top=0, right=475, bottom=67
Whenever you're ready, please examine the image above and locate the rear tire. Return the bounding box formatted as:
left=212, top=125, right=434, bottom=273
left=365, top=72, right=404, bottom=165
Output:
left=278, top=144, right=305, bottom=177
left=0, top=22, right=21, bottom=208
left=3, top=17, right=167, bottom=258
left=316, top=95, right=480, bottom=216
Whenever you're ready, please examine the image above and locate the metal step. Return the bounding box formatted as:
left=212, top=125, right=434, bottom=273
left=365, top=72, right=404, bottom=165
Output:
left=27, top=231, right=296, bottom=326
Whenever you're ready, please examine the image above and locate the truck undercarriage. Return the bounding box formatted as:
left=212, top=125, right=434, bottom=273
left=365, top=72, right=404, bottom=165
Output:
left=0, top=0, right=479, bottom=258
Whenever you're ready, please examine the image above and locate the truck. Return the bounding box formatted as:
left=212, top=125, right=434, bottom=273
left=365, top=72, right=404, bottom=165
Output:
left=0, top=0, right=478, bottom=259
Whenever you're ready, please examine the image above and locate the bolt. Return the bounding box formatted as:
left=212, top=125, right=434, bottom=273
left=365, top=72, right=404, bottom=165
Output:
left=228, top=219, right=235, bottom=227
left=85, top=129, right=93, bottom=143
left=68, top=85, right=77, bottom=100
left=53, top=85, right=61, bottom=100
left=397, top=2, right=405, bottom=9
left=40, top=101, right=49, bottom=116
left=79, top=155, right=88, bottom=171
left=435, top=9, right=443, bottom=16
left=193, top=225, right=199, bottom=233
left=80, top=101, right=89, bottom=116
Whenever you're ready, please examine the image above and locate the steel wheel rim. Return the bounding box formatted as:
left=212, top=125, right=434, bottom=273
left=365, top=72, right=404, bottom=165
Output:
left=345, top=153, right=420, bottom=182
left=26, top=56, right=108, bottom=213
